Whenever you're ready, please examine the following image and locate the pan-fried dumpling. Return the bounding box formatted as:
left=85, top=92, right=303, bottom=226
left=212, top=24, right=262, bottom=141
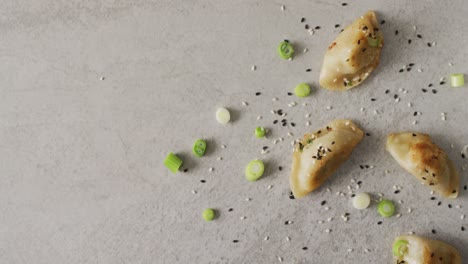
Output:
left=319, top=10, right=383, bottom=91
left=386, top=132, right=459, bottom=198
left=290, top=120, right=364, bottom=198
left=392, top=235, right=461, bottom=264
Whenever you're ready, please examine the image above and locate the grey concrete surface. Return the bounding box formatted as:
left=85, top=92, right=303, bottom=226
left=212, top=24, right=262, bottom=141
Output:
left=1, top=0, right=467, bottom=263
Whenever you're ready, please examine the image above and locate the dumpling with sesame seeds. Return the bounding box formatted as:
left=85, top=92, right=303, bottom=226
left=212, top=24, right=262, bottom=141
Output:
left=290, top=120, right=364, bottom=198
left=319, top=10, right=383, bottom=91
left=392, top=235, right=461, bottom=264
left=386, top=132, right=460, bottom=198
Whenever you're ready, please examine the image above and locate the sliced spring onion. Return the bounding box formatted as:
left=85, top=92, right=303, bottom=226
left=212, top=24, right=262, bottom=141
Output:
left=216, top=107, right=231, bottom=124
left=164, top=152, right=183, bottom=173
left=255, top=127, right=266, bottom=138
left=202, top=208, right=216, bottom=221
left=392, top=240, right=409, bottom=257
left=294, top=83, right=311, bottom=97
left=367, top=37, right=380, bottom=47
left=378, top=199, right=395, bottom=217
left=352, top=192, right=371, bottom=210
left=245, top=159, right=265, bottom=181
left=192, top=139, right=207, bottom=157
left=450, top=73, right=465, bottom=87
left=277, top=41, right=294, bottom=59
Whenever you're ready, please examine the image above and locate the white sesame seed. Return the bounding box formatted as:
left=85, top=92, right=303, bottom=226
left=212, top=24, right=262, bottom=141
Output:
left=305, top=113, right=311, bottom=118
left=286, top=236, right=290, bottom=241
left=408, top=102, right=412, bottom=107
left=273, top=139, right=278, bottom=144
left=385, top=170, right=389, bottom=174
left=403, top=90, right=408, bottom=94
left=456, top=205, right=461, bottom=209
left=393, top=185, right=397, bottom=190
left=280, top=5, right=285, bottom=11
left=327, top=217, right=334, bottom=221
left=408, top=231, right=414, bottom=235
left=345, top=121, right=350, bottom=125
left=302, top=102, right=308, bottom=106
left=440, top=76, right=446, bottom=82
left=413, top=120, right=417, bottom=125
left=398, top=200, right=403, bottom=204
left=278, top=256, right=283, bottom=262
left=432, top=41, right=436, bottom=46
left=192, top=190, right=197, bottom=194
left=344, top=217, right=348, bottom=222
left=242, top=101, right=248, bottom=106
left=442, top=116, right=446, bottom=121
left=347, top=185, right=352, bottom=190
left=373, top=110, right=378, bottom=115
left=360, top=107, right=365, bottom=112
left=448, top=62, right=454, bottom=66
left=430, top=190, right=435, bottom=195
left=257, top=116, right=262, bottom=120
left=370, top=165, right=374, bottom=168
left=209, top=167, right=214, bottom=172
left=336, top=192, right=341, bottom=196
left=306, top=121, right=310, bottom=126
left=100, top=76, right=105, bottom=81
left=308, top=29, right=314, bottom=35
left=347, top=248, right=353, bottom=253
left=318, top=220, right=324, bottom=224
left=268, top=185, right=273, bottom=190
left=288, top=57, right=293, bottom=61
left=217, top=157, right=223, bottom=161
left=395, top=98, right=400, bottom=103
left=325, top=207, right=330, bottom=211
left=356, top=184, right=360, bottom=189
left=251, top=65, right=256, bottom=71
left=271, top=110, right=276, bottom=114
left=461, top=215, right=465, bottom=220
left=326, top=106, right=332, bottom=110
left=279, top=137, right=284, bottom=142
left=377, top=193, right=384, bottom=197
left=272, top=97, right=278, bottom=102
left=240, top=216, right=246, bottom=220
left=264, top=236, right=269, bottom=241
left=340, top=192, right=345, bottom=196
left=413, top=25, right=417, bottom=31
left=287, top=132, right=293, bottom=137
left=325, top=229, right=331, bottom=233
left=417, top=68, right=423, bottom=72
left=407, top=208, right=412, bottom=213
left=364, top=248, right=370, bottom=253
left=221, top=144, right=226, bottom=149
left=303, top=48, right=308, bottom=53
left=396, top=214, right=401, bottom=218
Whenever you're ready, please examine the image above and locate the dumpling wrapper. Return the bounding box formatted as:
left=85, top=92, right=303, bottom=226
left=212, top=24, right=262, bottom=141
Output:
left=290, top=120, right=364, bottom=198
left=393, top=235, right=461, bottom=264
left=386, top=132, right=459, bottom=198
left=319, top=10, right=383, bottom=91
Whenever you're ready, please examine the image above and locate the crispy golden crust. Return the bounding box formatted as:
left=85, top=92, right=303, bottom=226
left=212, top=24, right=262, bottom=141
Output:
left=394, top=235, right=462, bottom=264
left=319, top=10, right=383, bottom=91
left=290, top=120, right=364, bottom=198
left=386, top=133, right=459, bottom=198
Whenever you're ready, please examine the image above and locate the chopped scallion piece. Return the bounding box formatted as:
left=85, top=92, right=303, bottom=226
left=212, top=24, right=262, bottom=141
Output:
left=202, top=208, right=216, bottom=221
left=255, top=127, right=266, bottom=138
left=392, top=239, right=409, bottom=257
left=245, top=159, right=265, bottom=181
left=352, top=192, right=371, bottom=210
left=278, top=41, right=294, bottom=59
left=216, top=107, right=231, bottom=124
left=294, top=83, right=311, bottom=97
left=450, top=73, right=465, bottom=87
left=192, top=139, right=207, bottom=157
left=367, top=37, right=380, bottom=47
left=378, top=199, right=395, bottom=217
left=164, top=152, right=183, bottom=173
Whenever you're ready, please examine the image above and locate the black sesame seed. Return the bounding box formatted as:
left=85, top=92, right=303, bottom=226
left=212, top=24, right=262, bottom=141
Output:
left=366, top=133, right=371, bottom=137
left=380, top=20, right=385, bottom=25
left=394, top=94, right=398, bottom=99
left=432, top=89, right=437, bottom=94
left=461, top=226, right=465, bottom=231
left=273, top=120, right=278, bottom=124
left=394, top=190, right=400, bottom=194
left=365, top=165, right=369, bottom=169
left=287, top=92, right=293, bottom=96
left=289, top=194, right=295, bottom=200
left=351, top=194, right=355, bottom=197
left=305, top=24, right=309, bottom=30
left=362, top=48, right=367, bottom=52
left=315, top=26, right=321, bottom=30
left=428, top=83, right=433, bottom=87
left=341, top=2, right=348, bottom=6
left=427, top=42, right=432, bottom=47
left=371, top=98, right=376, bottom=101
left=385, top=89, right=390, bottom=94
left=282, top=123, right=287, bottom=127
left=285, top=221, right=292, bottom=225
left=461, top=153, right=465, bottom=159
left=357, top=181, right=362, bottom=185
left=417, top=34, right=422, bottom=39
left=413, top=112, right=418, bottom=116
left=439, top=81, right=445, bottom=85
left=437, top=201, right=442, bottom=206
left=277, top=109, right=283, bottom=115
left=422, top=88, right=427, bottom=93
left=362, top=26, right=368, bottom=31
left=183, top=168, right=188, bottom=172
left=233, top=240, right=239, bottom=243
left=395, top=30, right=399, bottom=35
left=448, top=204, right=452, bottom=208
left=465, top=185, right=467, bottom=190
left=335, top=24, right=340, bottom=28
left=255, top=92, right=261, bottom=96
left=412, top=133, right=417, bottom=137
left=422, top=177, right=426, bottom=180
left=452, top=190, right=457, bottom=194
left=377, top=221, right=382, bottom=225
left=200, top=180, right=206, bottom=183
left=407, top=67, right=411, bottom=72
left=432, top=173, right=436, bottom=177
left=331, top=141, right=335, bottom=145
left=431, top=253, right=434, bottom=258
left=409, top=63, right=415, bottom=67
left=306, top=68, right=311, bottom=72
left=262, top=146, right=268, bottom=150
left=320, top=201, right=327, bottom=206
left=284, top=39, right=289, bottom=43
left=302, top=247, right=308, bottom=250
left=279, top=166, right=283, bottom=171
left=432, top=229, right=436, bottom=234
left=408, top=39, right=412, bottom=44
left=430, top=197, right=436, bottom=200
left=301, top=17, right=305, bottom=23
left=360, top=165, right=364, bottom=169
left=291, top=122, right=296, bottom=127
left=340, top=29, right=344, bottom=32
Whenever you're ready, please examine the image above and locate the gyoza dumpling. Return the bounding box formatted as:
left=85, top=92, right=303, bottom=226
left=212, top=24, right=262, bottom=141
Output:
left=290, top=120, right=364, bottom=198
left=319, top=10, right=383, bottom=91
left=386, top=132, right=460, bottom=198
left=392, top=235, right=461, bottom=264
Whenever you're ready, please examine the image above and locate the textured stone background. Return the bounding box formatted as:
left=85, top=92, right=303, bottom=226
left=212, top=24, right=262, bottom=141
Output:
left=0, top=0, right=467, bottom=263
